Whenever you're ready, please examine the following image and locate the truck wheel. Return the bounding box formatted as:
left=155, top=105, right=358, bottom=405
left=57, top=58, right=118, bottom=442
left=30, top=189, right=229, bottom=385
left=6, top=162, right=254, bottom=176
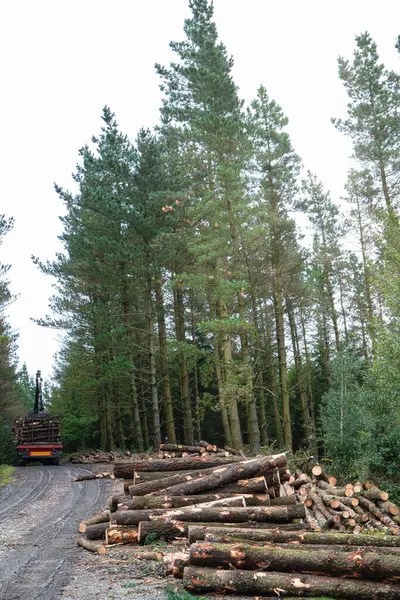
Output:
left=17, top=456, right=26, bottom=467
left=50, top=458, right=60, bottom=466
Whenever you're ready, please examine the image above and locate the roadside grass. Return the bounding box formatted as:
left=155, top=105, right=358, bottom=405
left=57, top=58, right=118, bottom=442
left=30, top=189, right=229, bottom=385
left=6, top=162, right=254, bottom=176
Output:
left=0, top=464, right=15, bottom=485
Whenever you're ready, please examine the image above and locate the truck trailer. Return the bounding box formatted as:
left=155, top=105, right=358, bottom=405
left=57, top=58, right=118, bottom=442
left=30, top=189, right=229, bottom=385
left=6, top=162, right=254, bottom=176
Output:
left=13, top=370, right=62, bottom=465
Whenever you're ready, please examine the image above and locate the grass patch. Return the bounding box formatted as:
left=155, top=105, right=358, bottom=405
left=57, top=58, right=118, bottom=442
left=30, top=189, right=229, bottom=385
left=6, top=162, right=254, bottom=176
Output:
left=0, top=464, right=14, bottom=486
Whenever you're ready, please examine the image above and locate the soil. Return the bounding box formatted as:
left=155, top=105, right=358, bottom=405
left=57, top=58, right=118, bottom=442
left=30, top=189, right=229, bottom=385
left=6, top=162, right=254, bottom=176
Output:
left=0, top=463, right=172, bottom=600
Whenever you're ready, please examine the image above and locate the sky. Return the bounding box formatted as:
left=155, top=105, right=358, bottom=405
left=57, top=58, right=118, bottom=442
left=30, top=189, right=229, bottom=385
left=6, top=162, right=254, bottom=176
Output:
left=1, top=0, right=399, bottom=382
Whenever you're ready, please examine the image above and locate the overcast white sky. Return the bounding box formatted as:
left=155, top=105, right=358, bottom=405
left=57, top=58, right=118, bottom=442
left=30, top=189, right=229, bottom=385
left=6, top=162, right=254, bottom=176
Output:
left=1, top=0, right=399, bottom=382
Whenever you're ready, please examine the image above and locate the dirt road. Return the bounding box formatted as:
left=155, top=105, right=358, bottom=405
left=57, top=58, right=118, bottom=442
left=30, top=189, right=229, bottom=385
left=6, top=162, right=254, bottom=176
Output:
left=0, top=464, right=112, bottom=600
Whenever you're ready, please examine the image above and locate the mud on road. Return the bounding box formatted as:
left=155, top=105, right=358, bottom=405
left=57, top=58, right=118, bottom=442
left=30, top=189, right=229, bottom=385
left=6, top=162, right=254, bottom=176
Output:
left=0, top=464, right=169, bottom=600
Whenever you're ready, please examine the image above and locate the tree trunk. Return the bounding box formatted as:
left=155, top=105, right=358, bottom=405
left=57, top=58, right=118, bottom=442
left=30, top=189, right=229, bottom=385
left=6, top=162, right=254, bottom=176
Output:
left=183, top=567, right=400, bottom=599
left=187, top=522, right=310, bottom=543
left=114, top=456, right=241, bottom=476
left=287, top=298, right=313, bottom=451
left=219, top=297, right=243, bottom=450
left=174, top=282, right=194, bottom=445
left=201, top=527, right=400, bottom=547
left=249, top=285, right=268, bottom=446
left=210, top=297, right=232, bottom=446
left=150, top=504, right=304, bottom=525
left=160, top=444, right=206, bottom=454
left=138, top=354, right=150, bottom=449
left=238, top=288, right=260, bottom=453
left=189, top=541, right=400, bottom=580
left=120, top=494, right=259, bottom=510
left=153, top=455, right=287, bottom=497
left=84, top=522, right=109, bottom=540
left=77, top=537, right=106, bottom=555
left=155, top=275, right=176, bottom=444
left=130, top=367, right=144, bottom=452
left=211, top=476, right=268, bottom=494
left=273, top=279, right=292, bottom=450
left=263, top=305, right=283, bottom=447
left=146, top=271, right=161, bottom=450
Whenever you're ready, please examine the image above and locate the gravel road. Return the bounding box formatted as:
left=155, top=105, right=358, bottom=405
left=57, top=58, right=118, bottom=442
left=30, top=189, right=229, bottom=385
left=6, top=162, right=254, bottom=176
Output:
left=0, top=463, right=169, bottom=600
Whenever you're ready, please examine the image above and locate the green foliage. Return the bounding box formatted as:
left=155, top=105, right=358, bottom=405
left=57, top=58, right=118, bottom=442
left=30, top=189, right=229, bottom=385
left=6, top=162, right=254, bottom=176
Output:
left=0, top=464, right=14, bottom=486
left=321, top=350, right=371, bottom=479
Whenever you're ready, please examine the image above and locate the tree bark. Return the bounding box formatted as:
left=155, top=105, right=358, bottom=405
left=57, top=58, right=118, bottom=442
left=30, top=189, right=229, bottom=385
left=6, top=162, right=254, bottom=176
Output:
left=263, top=306, right=283, bottom=447
left=211, top=476, right=268, bottom=494
left=114, top=456, right=241, bottom=477
left=77, top=537, right=106, bottom=555
left=146, top=270, right=161, bottom=450
left=273, top=279, right=292, bottom=450
left=120, top=494, right=258, bottom=510
left=183, top=567, right=400, bottom=599
left=84, top=522, right=109, bottom=540
left=200, top=527, right=400, bottom=547
left=153, top=455, right=287, bottom=497
left=238, top=288, right=260, bottom=454
left=187, top=522, right=307, bottom=543
left=189, top=541, right=400, bottom=580
left=150, top=504, right=304, bottom=524
left=155, top=275, right=176, bottom=444
left=160, top=444, right=206, bottom=454
left=174, top=282, right=194, bottom=445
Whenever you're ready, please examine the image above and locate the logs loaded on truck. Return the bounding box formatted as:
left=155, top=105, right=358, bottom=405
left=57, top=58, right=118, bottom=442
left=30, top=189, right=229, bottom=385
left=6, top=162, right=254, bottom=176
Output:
left=75, top=441, right=400, bottom=598
left=12, top=370, right=62, bottom=465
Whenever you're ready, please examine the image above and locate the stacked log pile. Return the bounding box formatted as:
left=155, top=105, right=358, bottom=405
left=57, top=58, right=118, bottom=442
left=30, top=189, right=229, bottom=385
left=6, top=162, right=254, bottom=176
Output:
left=76, top=444, right=400, bottom=597
left=13, top=414, right=61, bottom=445
left=70, top=450, right=132, bottom=464
left=284, top=465, right=400, bottom=536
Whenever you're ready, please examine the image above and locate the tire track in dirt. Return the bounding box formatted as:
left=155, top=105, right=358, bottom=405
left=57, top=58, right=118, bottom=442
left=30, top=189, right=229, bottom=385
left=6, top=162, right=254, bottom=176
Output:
left=0, top=464, right=112, bottom=600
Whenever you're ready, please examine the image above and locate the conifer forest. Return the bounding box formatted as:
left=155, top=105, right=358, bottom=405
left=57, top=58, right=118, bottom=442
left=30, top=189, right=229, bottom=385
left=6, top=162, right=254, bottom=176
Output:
left=2, top=0, right=400, bottom=491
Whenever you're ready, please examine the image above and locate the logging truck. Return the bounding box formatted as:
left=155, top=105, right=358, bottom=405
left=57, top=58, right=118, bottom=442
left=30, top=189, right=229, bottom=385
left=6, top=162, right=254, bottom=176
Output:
left=13, top=370, right=62, bottom=466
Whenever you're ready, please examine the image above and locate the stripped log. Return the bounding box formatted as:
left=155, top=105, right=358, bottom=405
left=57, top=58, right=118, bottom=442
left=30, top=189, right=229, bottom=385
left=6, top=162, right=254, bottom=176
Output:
left=154, top=454, right=287, bottom=497
left=77, top=537, right=106, bottom=555
left=114, top=456, right=242, bottom=477
left=189, top=541, right=400, bottom=580
left=183, top=567, right=400, bottom=599
left=364, top=487, right=390, bottom=502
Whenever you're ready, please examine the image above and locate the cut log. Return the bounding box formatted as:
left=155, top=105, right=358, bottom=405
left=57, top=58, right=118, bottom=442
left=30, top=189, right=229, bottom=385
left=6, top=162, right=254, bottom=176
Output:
left=311, top=465, right=337, bottom=486
left=84, top=522, right=109, bottom=540
left=378, top=501, right=400, bottom=516
left=270, top=495, right=296, bottom=506
left=120, top=493, right=249, bottom=510
left=105, top=526, right=138, bottom=545
left=364, top=487, right=390, bottom=502
left=154, top=454, right=287, bottom=497
left=114, top=456, right=242, bottom=477
left=317, top=480, right=354, bottom=497
left=109, top=494, right=130, bottom=511
left=211, top=476, right=268, bottom=495
left=149, top=504, right=305, bottom=525
left=159, top=444, right=206, bottom=454
left=77, top=537, right=106, bottom=555
left=138, top=520, right=306, bottom=544
left=224, top=446, right=241, bottom=456
left=195, top=527, right=400, bottom=547
left=358, top=496, right=399, bottom=530
left=80, top=511, right=110, bottom=529
left=189, top=541, right=400, bottom=580
left=183, top=567, right=400, bottom=599
left=128, top=469, right=219, bottom=496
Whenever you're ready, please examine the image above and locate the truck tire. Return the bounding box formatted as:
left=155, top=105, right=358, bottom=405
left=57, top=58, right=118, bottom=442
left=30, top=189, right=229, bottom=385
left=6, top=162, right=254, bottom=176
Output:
left=16, top=455, right=26, bottom=467
left=50, top=458, right=60, bottom=466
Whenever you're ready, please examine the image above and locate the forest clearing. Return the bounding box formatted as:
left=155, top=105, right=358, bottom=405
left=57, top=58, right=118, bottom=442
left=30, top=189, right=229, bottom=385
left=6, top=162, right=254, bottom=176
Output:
left=1, top=0, right=400, bottom=598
